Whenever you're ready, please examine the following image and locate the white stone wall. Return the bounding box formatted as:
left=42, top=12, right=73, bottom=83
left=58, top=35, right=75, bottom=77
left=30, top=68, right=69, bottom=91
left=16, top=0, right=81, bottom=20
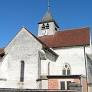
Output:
left=0, top=59, right=2, bottom=66
left=41, top=80, right=48, bottom=89
left=88, top=86, right=92, bottom=92
left=50, top=46, right=91, bottom=76
left=0, top=28, right=57, bottom=89
left=41, top=46, right=91, bottom=76
left=0, top=28, right=42, bottom=89
left=41, top=60, right=49, bottom=75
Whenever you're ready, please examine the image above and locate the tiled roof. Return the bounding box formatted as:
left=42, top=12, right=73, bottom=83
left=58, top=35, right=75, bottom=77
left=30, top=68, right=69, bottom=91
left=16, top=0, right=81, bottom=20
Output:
left=0, top=48, right=4, bottom=59
left=38, top=10, right=59, bottom=28
left=38, top=27, right=90, bottom=48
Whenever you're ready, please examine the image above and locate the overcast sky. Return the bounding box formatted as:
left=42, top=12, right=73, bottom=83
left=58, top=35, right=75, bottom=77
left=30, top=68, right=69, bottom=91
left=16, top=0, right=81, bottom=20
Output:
left=0, top=0, right=92, bottom=47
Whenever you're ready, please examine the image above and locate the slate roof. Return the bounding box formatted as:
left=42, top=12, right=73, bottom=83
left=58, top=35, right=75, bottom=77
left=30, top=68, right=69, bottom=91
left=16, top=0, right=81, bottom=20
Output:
left=38, top=10, right=59, bottom=28
left=41, top=10, right=53, bottom=22
left=38, top=27, right=90, bottom=48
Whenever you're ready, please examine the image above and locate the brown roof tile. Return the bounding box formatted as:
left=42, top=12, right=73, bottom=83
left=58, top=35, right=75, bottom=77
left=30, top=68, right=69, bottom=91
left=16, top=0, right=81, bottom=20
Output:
left=38, top=27, right=90, bottom=48
left=0, top=48, right=4, bottom=55
left=0, top=48, right=4, bottom=59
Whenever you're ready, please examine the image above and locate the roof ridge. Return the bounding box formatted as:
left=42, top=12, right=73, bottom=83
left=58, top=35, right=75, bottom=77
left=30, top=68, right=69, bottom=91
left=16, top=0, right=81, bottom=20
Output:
left=61, top=27, right=89, bottom=32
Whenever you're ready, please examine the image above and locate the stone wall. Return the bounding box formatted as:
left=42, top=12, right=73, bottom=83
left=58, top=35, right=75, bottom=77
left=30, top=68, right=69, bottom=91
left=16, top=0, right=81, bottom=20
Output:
left=0, top=28, right=42, bottom=89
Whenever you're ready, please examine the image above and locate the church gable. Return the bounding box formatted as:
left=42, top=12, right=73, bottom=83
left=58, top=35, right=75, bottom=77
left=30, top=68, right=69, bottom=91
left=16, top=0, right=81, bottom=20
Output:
left=0, top=28, right=44, bottom=89
left=4, top=27, right=58, bottom=62
left=5, top=27, right=42, bottom=54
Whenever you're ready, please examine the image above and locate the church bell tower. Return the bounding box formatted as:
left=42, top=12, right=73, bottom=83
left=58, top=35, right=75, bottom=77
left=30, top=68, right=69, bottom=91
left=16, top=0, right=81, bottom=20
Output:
left=38, top=0, right=59, bottom=36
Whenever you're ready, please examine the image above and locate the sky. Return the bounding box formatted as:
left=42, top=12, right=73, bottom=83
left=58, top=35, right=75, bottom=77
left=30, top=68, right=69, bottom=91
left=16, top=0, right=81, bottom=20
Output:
left=0, top=0, right=92, bottom=48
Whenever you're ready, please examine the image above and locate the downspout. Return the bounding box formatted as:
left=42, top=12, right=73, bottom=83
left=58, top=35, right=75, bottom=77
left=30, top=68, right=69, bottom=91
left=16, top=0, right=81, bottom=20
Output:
left=48, top=62, right=50, bottom=75
left=84, top=45, right=88, bottom=92
left=90, top=31, right=92, bottom=52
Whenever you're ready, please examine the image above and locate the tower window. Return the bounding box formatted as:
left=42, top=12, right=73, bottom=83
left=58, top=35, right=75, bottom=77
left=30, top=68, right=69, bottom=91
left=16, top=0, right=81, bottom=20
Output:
left=41, top=24, right=45, bottom=30
left=20, top=60, right=25, bottom=82
left=46, top=23, right=49, bottom=29
left=62, top=63, right=71, bottom=75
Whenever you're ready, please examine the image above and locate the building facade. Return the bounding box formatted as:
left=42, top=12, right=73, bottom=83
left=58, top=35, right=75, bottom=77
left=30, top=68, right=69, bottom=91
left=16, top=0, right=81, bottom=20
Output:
left=0, top=10, right=91, bottom=92
left=38, top=10, right=91, bottom=92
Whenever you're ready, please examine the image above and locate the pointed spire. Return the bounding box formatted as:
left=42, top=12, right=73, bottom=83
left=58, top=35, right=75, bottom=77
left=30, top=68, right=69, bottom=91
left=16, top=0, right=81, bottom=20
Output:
left=38, top=0, right=59, bottom=28
left=39, top=0, right=54, bottom=23
left=41, top=10, right=54, bottom=22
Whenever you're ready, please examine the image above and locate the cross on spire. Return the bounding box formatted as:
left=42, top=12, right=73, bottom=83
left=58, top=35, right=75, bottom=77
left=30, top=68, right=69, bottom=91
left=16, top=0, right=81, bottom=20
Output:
left=48, top=0, right=50, bottom=11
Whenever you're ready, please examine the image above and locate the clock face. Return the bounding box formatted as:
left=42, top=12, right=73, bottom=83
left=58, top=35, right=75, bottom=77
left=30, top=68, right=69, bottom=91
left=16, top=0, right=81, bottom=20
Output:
left=42, top=30, right=46, bottom=35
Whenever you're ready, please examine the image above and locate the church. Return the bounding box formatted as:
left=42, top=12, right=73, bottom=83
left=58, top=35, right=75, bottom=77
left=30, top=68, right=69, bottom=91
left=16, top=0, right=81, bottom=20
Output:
left=0, top=3, right=92, bottom=92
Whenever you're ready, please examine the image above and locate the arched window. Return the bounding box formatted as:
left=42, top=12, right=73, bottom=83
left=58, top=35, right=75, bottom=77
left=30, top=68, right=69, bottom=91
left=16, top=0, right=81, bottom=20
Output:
left=20, top=60, right=25, bottom=82
left=41, top=23, right=45, bottom=30
left=62, top=63, right=71, bottom=76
